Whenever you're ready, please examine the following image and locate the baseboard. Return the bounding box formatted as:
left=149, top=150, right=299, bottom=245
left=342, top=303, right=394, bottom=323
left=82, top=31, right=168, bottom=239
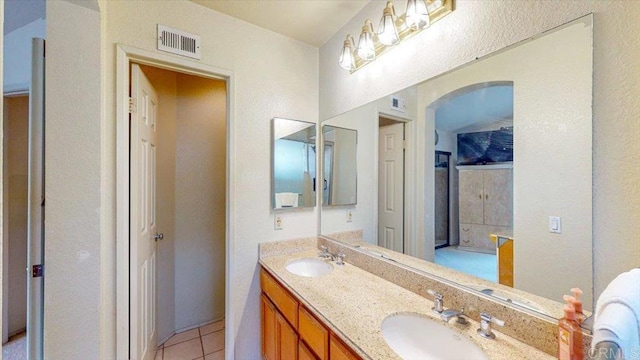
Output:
left=455, top=245, right=496, bottom=255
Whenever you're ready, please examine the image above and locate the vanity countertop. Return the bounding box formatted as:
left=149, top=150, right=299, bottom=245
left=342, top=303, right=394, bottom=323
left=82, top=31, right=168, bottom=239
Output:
left=259, top=246, right=555, bottom=360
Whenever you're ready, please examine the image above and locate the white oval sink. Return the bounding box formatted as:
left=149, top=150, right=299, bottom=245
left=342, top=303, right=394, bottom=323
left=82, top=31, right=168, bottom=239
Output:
left=285, top=258, right=333, bottom=277
left=381, top=313, right=488, bottom=360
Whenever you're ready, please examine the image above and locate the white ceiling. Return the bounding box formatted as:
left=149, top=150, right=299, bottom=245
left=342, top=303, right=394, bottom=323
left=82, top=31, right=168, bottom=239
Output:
left=435, top=85, right=514, bottom=132
left=190, top=0, right=371, bottom=47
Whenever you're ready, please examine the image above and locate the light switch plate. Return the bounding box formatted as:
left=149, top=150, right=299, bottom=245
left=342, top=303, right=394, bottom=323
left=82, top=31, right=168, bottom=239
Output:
left=346, top=209, right=353, bottom=223
left=274, top=214, right=283, bottom=230
left=549, top=216, right=562, bottom=234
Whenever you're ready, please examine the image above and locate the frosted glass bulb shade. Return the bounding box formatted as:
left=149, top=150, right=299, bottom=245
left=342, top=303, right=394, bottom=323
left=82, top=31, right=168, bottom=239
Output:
left=378, top=5, right=399, bottom=46
left=406, top=0, right=430, bottom=30
left=357, top=21, right=376, bottom=61
left=339, top=40, right=356, bottom=71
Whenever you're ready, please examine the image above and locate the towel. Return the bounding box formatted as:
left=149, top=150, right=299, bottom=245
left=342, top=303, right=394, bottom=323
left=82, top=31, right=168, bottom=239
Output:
left=593, top=303, right=640, bottom=359
left=592, top=268, right=640, bottom=359
left=275, top=192, right=299, bottom=208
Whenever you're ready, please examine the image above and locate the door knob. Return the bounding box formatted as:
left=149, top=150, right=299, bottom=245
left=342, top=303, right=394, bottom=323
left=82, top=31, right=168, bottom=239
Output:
left=154, top=233, right=164, bottom=241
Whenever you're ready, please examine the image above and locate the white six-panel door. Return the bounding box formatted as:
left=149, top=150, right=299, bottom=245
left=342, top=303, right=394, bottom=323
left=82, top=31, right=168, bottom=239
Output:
left=378, top=123, right=404, bottom=253
left=130, top=64, right=158, bottom=360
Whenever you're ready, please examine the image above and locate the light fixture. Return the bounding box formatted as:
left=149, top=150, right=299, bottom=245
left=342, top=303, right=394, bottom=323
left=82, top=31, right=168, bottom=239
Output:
left=378, top=1, right=399, bottom=46
left=357, top=19, right=376, bottom=61
left=406, top=0, right=431, bottom=30
left=338, top=0, right=453, bottom=73
left=339, top=35, right=356, bottom=71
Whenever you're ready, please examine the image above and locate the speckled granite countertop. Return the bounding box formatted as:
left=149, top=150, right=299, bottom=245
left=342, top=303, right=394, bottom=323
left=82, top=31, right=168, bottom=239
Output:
left=259, top=247, right=555, bottom=360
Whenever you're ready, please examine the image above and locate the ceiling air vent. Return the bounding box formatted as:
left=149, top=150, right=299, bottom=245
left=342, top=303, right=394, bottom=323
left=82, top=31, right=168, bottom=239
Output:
left=157, top=24, right=201, bottom=60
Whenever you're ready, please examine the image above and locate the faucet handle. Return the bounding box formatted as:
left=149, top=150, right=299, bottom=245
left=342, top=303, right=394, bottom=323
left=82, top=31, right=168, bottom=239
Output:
left=427, top=289, right=444, bottom=314
left=477, top=312, right=505, bottom=339
left=319, top=245, right=331, bottom=258
left=336, top=253, right=346, bottom=265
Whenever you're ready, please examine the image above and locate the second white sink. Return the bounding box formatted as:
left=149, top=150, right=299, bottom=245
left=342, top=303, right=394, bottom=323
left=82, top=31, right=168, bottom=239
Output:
left=381, top=313, right=488, bottom=360
left=285, top=258, right=333, bottom=277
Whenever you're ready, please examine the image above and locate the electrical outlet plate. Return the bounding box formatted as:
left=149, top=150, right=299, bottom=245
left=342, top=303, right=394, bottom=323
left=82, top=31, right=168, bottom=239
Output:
left=274, top=214, right=283, bottom=230
left=549, top=216, right=561, bottom=234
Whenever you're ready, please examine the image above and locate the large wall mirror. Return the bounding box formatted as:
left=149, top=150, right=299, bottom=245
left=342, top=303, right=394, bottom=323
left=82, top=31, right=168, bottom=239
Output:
left=320, top=15, right=593, bottom=320
left=272, top=117, right=317, bottom=209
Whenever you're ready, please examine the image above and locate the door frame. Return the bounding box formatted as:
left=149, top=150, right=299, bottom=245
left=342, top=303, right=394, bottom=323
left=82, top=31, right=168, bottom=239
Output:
left=115, top=45, right=235, bottom=360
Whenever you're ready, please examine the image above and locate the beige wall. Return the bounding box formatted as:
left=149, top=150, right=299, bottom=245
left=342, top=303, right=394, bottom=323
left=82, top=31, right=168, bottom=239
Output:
left=45, top=2, right=102, bottom=358
left=174, top=73, right=226, bottom=331
left=100, top=2, right=318, bottom=357
left=320, top=1, right=640, bottom=306
left=3, top=96, right=29, bottom=336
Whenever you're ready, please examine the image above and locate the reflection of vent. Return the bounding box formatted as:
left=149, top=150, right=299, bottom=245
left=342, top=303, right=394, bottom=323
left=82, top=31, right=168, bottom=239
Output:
left=157, top=24, right=201, bottom=59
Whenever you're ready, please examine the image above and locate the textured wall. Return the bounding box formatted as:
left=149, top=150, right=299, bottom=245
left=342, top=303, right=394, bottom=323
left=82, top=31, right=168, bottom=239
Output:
left=101, top=1, right=319, bottom=359
left=320, top=0, right=640, bottom=305
left=174, top=73, right=226, bottom=331
left=45, top=1, right=102, bottom=359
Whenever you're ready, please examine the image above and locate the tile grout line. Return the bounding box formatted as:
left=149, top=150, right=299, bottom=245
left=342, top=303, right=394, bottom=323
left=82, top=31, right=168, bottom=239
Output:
left=199, top=327, right=205, bottom=360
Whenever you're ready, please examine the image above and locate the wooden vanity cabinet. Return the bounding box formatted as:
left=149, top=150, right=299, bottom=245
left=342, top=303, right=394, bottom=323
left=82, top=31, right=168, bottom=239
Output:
left=261, top=293, right=298, bottom=360
left=330, top=334, right=360, bottom=360
left=261, top=268, right=362, bottom=360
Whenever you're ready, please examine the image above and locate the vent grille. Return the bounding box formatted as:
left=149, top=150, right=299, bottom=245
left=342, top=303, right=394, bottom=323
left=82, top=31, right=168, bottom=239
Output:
left=157, top=24, right=201, bottom=60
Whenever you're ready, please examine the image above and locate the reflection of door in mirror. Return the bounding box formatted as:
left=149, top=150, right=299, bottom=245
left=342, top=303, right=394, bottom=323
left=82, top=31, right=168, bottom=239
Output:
left=378, top=118, right=405, bottom=253
left=322, top=142, right=333, bottom=205
left=322, top=125, right=357, bottom=206
left=434, top=151, right=450, bottom=249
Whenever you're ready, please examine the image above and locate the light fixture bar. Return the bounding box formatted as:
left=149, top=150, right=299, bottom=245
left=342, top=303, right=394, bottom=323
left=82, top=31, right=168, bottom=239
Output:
left=341, top=0, right=454, bottom=73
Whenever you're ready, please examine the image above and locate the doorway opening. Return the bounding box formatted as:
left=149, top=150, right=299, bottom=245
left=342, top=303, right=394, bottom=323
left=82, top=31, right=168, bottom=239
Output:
left=434, top=150, right=451, bottom=249
left=430, top=81, right=514, bottom=283
left=377, top=116, right=406, bottom=254
left=3, top=94, right=29, bottom=360
left=119, top=54, right=230, bottom=360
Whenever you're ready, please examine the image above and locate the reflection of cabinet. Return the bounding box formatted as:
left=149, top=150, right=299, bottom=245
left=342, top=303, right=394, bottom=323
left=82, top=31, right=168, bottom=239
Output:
left=261, top=268, right=362, bottom=360
left=458, top=168, right=512, bottom=250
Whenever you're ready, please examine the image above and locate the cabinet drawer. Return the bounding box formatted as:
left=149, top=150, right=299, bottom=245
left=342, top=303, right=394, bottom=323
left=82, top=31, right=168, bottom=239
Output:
left=299, top=306, right=329, bottom=360
left=330, top=333, right=361, bottom=360
left=261, top=269, right=299, bottom=328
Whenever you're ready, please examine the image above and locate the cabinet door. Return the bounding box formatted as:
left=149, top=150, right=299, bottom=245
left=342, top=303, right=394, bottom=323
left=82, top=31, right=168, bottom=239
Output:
left=483, top=169, right=512, bottom=227
left=277, top=312, right=298, bottom=360
left=329, top=333, right=360, bottom=360
left=299, top=306, right=329, bottom=360
left=299, top=340, right=318, bottom=360
left=261, top=294, right=277, bottom=360
left=458, top=170, right=484, bottom=224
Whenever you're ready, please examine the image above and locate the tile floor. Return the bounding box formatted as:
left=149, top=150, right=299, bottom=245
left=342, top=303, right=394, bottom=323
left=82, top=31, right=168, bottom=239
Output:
left=156, top=319, right=225, bottom=360
left=435, top=246, right=497, bottom=283
left=2, top=331, right=26, bottom=360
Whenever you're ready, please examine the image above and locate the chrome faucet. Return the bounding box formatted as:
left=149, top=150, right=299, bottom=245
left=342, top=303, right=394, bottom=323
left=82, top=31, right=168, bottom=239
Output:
left=427, top=289, right=444, bottom=314
left=318, top=246, right=346, bottom=265
left=440, top=307, right=469, bottom=325
left=319, top=245, right=332, bottom=259
left=477, top=312, right=505, bottom=339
